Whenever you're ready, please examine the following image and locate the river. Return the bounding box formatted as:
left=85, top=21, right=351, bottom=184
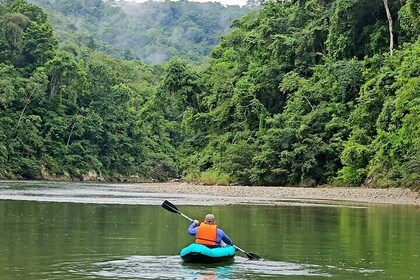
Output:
left=0, top=181, right=418, bottom=279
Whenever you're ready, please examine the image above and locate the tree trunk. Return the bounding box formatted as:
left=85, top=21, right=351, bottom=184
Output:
left=383, top=0, right=394, bottom=56
left=66, top=120, right=77, bottom=149
left=13, top=91, right=34, bottom=141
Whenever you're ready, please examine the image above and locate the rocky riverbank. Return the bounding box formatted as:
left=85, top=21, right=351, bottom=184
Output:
left=127, top=182, right=420, bottom=206
left=0, top=181, right=418, bottom=206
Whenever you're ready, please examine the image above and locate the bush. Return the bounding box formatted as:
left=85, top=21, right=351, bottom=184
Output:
left=184, top=169, right=231, bottom=185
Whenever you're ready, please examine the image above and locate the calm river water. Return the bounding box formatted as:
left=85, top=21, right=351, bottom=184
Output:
left=0, top=181, right=418, bottom=279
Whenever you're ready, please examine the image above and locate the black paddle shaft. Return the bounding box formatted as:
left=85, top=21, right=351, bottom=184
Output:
left=161, top=200, right=261, bottom=260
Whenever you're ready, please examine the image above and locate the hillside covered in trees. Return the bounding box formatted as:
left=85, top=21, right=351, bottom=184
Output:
left=26, top=0, right=252, bottom=64
left=0, top=0, right=419, bottom=189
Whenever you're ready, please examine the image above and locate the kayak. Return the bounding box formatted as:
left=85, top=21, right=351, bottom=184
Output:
left=180, top=243, right=236, bottom=263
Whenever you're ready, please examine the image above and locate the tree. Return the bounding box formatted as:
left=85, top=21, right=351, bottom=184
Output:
left=338, top=38, right=420, bottom=187
left=0, top=0, right=57, bottom=72
left=383, top=0, right=394, bottom=55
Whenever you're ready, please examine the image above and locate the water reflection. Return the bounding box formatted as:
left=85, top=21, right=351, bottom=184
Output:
left=0, top=182, right=418, bottom=279
left=84, top=255, right=331, bottom=279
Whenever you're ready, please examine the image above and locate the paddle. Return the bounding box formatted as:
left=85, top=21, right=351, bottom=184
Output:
left=161, top=200, right=261, bottom=260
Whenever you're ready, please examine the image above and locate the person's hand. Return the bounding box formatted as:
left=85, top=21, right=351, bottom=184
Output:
left=193, top=220, right=200, bottom=226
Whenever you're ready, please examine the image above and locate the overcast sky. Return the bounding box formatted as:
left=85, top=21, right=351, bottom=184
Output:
left=127, top=0, right=248, bottom=6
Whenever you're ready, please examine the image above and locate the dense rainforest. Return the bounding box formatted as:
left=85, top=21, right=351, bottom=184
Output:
left=26, top=0, right=252, bottom=64
left=0, top=0, right=419, bottom=189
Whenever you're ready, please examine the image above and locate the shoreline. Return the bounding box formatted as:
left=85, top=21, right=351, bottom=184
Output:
left=125, top=182, right=420, bottom=206
left=0, top=180, right=419, bottom=206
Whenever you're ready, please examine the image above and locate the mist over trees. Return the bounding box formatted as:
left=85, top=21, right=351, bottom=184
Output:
left=1, top=0, right=419, bottom=189
left=26, top=0, right=252, bottom=64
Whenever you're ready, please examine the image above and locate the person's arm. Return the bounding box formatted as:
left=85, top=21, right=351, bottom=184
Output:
left=219, top=229, right=233, bottom=245
left=187, top=220, right=200, bottom=236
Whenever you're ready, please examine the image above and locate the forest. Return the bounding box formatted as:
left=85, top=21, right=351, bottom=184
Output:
left=26, top=0, right=252, bottom=64
left=0, top=0, right=419, bottom=189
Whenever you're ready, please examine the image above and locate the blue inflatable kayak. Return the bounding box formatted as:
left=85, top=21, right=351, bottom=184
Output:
left=180, top=243, right=236, bottom=263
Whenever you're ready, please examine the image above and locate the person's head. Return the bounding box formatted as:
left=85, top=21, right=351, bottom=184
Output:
left=204, top=214, right=215, bottom=225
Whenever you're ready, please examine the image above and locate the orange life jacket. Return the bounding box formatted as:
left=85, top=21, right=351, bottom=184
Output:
left=195, top=223, right=217, bottom=246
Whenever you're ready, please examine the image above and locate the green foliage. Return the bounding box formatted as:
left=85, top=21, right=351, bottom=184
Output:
left=172, top=0, right=419, bottom=188
left=1, top=0, right=419, bottom=189
left=327, top=0, right=408, bottom=59
left=339, top=38, right=420, bottom=187
left=0, top=0, right=178, bottom=181
left=27, top=0, right=252, bottom=64
left=367, top=41, right=420, bottom=187
left=398, top=0, right=420, bottom=45
left=184, top=169, right=231, bottom=186
left=161, top=58, right=202, bottom=115
left=0, top=0, right=57, bottom=73
left=251, top=59, right=363, bottom=186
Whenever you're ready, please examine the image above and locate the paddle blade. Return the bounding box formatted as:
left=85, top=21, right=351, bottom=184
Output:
left=245, top=252, right=261, bottom=260
left=234, top=245, right=262, bottom=260
left=161, top=200, right=180, bottom=214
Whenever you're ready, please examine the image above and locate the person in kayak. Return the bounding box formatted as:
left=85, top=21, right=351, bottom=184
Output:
left=187, top=214, right=233, bottom=248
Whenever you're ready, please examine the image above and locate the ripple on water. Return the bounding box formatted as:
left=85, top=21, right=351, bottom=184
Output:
left=74, top=255, right=332, bottom=279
